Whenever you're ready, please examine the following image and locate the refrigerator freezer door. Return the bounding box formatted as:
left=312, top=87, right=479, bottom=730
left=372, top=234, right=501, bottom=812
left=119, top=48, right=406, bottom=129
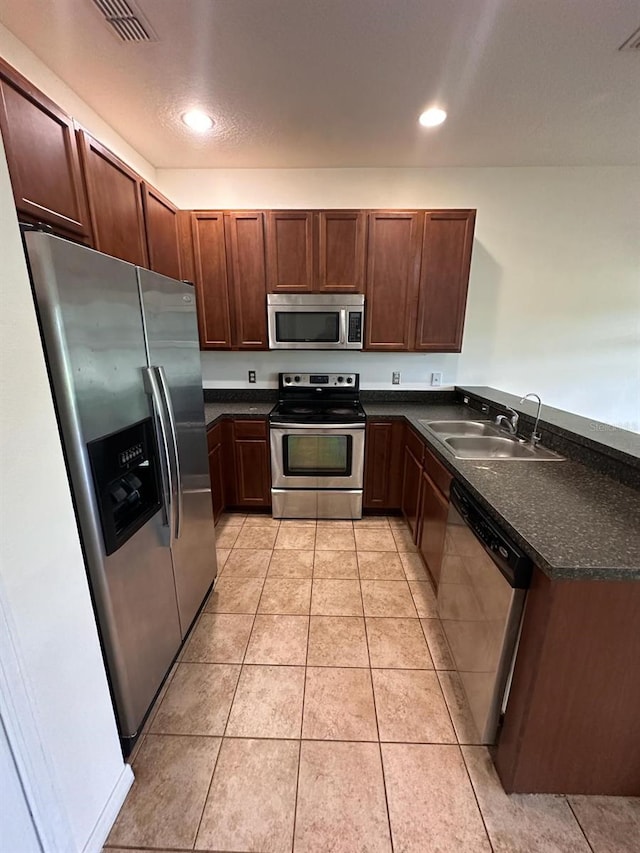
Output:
left=137, top=268, right=217, bottom=635
left=24, top=231, right=182, bottom=744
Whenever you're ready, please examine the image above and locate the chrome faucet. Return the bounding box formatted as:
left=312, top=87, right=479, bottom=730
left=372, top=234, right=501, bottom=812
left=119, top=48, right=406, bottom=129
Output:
left=520, top=393, right=543, bottom=448
left=495, top=406, right=519, bottom=435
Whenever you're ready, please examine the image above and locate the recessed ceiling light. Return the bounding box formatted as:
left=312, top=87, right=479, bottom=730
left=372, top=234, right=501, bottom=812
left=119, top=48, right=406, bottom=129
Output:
left=182, top=109, right=214, bottom=132
left=418, top=107, right=447, bottom=128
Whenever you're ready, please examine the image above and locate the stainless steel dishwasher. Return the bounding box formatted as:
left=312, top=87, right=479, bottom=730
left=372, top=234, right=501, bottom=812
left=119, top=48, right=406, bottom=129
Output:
left=437, top=481, right=532, bottom=744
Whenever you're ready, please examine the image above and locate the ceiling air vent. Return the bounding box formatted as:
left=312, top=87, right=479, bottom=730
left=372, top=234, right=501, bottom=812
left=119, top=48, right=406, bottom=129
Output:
left=91, top=0, right=157, bottom=43
left=619, top=24, right=640, bottom=51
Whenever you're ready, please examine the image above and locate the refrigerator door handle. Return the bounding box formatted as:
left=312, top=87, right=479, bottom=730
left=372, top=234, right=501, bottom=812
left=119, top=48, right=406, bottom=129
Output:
left=156, top=365, right=183, bottom=540
left=143, top=366, right=174, bottom=542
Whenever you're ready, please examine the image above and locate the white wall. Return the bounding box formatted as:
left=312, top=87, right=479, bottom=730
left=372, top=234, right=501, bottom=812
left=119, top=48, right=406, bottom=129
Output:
left=0, top=135, right=132, bottom=850
left=158, top=167, right=640, bottom=431
left=0, top=22, right=156, bottom=184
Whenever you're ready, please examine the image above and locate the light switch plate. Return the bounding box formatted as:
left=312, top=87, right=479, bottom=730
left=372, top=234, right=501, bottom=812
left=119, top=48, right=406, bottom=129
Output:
left=248, top=370, right=256, bottom=384
left=392, top=371, right=401, bottom=385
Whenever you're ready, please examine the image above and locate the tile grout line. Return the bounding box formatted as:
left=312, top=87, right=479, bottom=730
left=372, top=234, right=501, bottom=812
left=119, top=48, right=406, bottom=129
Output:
left=566, top=796, right=596, bottom=852
left=458, top=745, right=496, bottom=853
left=359, top=558, right=396, bottom=853
left=190, top=549, right=269, bottom=850
left=290, top=539, right=313, bottom=853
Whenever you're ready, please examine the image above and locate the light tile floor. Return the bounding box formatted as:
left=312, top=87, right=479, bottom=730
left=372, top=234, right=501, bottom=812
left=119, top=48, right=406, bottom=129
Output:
left=105, top=513, right=639, bottom=853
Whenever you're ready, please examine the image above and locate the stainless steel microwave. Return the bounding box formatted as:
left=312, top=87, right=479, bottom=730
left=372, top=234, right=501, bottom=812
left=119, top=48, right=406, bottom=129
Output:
left=267, top=294, right=365, bottom=350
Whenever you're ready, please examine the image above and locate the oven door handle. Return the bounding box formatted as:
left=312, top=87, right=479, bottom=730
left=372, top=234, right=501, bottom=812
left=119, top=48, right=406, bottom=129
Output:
left=271, top=422, right=365, bottom=431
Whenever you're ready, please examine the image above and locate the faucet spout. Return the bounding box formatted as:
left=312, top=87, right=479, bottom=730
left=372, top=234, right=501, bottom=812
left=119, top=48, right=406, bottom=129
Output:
left=520, top=393, right=543, bottom=448
left=495, top=406, right=519, bottom=435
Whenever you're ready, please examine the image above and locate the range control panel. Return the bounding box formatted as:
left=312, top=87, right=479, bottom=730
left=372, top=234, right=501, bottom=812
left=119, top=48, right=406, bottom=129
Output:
left=281, top=373, right=358, bottom=388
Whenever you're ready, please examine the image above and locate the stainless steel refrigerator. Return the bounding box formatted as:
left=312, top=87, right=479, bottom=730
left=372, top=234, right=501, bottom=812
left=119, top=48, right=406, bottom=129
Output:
left=24, top=230, right=217, bottom=753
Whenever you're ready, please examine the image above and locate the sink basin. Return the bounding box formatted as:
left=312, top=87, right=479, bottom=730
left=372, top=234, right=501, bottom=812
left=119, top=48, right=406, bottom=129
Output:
left=443, top=436, right=563, bottom=461
left=424, top=420, right=499, bottom=436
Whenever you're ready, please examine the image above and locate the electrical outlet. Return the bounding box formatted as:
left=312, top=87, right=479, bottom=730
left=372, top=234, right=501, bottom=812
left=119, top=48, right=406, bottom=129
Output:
left=430, top=372, right=443, bottom=387
left=392, top=371, right=401, bottom=385
left=248, top=370, right=256, bottom=384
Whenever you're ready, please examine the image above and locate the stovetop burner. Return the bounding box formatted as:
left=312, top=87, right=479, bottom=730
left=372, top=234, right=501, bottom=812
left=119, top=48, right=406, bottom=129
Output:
left=270, top=371, right=365, bottom=426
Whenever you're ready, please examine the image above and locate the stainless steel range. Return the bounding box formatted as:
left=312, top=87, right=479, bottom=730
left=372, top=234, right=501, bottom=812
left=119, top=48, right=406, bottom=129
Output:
left=269, top=373, right=366, bottom=519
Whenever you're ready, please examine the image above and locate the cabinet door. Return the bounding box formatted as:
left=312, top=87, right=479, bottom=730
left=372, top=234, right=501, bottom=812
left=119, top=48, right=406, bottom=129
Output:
left=207, top=424, right=225, bottom=522
left=233, top=424, right=271, bottom=507
left=0, top=61, right=90, bottom=238
left=225, top=211, right=268, bottom=349
left=142, top=183, right=182, bottom=279
left=365, top=211, right=422, bottom=350
left=266, top=211, right=314, bottom=292
left=317, top=210, right=366, bottom=293
left=191, top=212, right=232, bottom=349
left=401, top=446, right=422, bottom=540
left=209, top=444, right=225, bottom=522
left=363, top=420, right=404, bottom=510
left=418, top=471, right=449, bottom=589
left=77, top=130, right=148, bottom=265
left=415, top=210, right=476, bottom=352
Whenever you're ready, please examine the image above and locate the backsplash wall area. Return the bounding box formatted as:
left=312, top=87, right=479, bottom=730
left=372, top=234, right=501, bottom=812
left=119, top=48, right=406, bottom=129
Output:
left=201, top=350, right=466, bottom=391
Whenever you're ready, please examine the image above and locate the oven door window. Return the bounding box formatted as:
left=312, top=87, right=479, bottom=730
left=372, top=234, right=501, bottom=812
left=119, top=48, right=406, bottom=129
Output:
left=284, top=434, right=352, bottom=477
left=275, top=311, right=340, bottom=344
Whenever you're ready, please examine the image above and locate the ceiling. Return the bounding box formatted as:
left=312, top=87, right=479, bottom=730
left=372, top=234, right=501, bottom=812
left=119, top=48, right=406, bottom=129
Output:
left=1, top=0, right=639, bottom=168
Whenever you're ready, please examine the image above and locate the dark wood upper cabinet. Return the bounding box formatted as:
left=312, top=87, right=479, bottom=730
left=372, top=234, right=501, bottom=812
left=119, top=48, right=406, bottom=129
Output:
left=365, top=211, right=422, bottom=350
left=191, top=212, right=232, bottom=348
left=363, top=420, right=404, bottom=510
left=317, top=210, right=366, bottom=292
left=141, top=183, right=182, bottom=279
left=77, top=129, right=148, bottom=266
left=225, top=211, right=268, bottom=349
left=266, top=211, right=314, bottom=292
left=0, top=60, right=90, bottom=239
left=415, top=210, right=476, bottom=352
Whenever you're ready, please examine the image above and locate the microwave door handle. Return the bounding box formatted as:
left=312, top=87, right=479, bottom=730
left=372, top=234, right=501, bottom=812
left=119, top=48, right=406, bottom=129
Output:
left=143, top=367, right=174, bottom=542
left=339, top=310, right=347, bottom=345
left=155, top=365, right=183, bottom=540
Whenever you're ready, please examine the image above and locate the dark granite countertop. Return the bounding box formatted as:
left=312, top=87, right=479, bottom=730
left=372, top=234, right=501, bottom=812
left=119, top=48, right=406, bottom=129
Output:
left=363, top=402, right=640, bottom=582
left=205, top=401, right=274, bottom=426
left=202, top=391, right=640, bottom=581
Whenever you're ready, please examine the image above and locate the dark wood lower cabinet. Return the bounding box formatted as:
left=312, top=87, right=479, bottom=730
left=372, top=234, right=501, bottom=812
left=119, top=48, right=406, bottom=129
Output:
left=234, top=438, right=271, bottom=507
left=496, top=568, right=640, bottom=795
left=207, top=418, right=271, bottom=515
left=418, top=470, right=449, bottom=588
left=207, top=423, right=225, bottom=523
left=363, top=420, right=404, bottom=510
left=401, top=446, right=422, bottom=540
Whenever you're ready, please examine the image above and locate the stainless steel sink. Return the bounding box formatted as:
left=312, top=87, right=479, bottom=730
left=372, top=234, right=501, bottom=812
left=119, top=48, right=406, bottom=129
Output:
left=425, top=420, right=500, bottom=436
left=418, top=418, right=564, bottom=461
left=443, top=436, right=563, bottom=461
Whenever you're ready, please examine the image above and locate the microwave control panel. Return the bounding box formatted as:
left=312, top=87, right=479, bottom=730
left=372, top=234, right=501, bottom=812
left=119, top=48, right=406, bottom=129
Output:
left=348, top=311, right=363, bottom=342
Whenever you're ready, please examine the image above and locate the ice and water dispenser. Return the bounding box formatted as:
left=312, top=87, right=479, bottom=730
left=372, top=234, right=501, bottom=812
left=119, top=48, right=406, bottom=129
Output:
left=87, top=418, right=162, bottom=555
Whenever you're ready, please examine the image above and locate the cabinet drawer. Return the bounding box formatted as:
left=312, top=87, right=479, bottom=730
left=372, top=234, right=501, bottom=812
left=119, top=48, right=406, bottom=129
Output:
left=234, top=419, right=268, bottom=439
left=423, top=445, right=452, bottom=499
left=207, top=422, right=222, bottom=452
left=405, top=426, right=425, bottom=465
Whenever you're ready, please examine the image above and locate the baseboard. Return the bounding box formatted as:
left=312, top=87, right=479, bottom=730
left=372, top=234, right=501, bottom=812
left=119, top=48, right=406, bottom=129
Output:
left=82, top=763, right=134, bottom=853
